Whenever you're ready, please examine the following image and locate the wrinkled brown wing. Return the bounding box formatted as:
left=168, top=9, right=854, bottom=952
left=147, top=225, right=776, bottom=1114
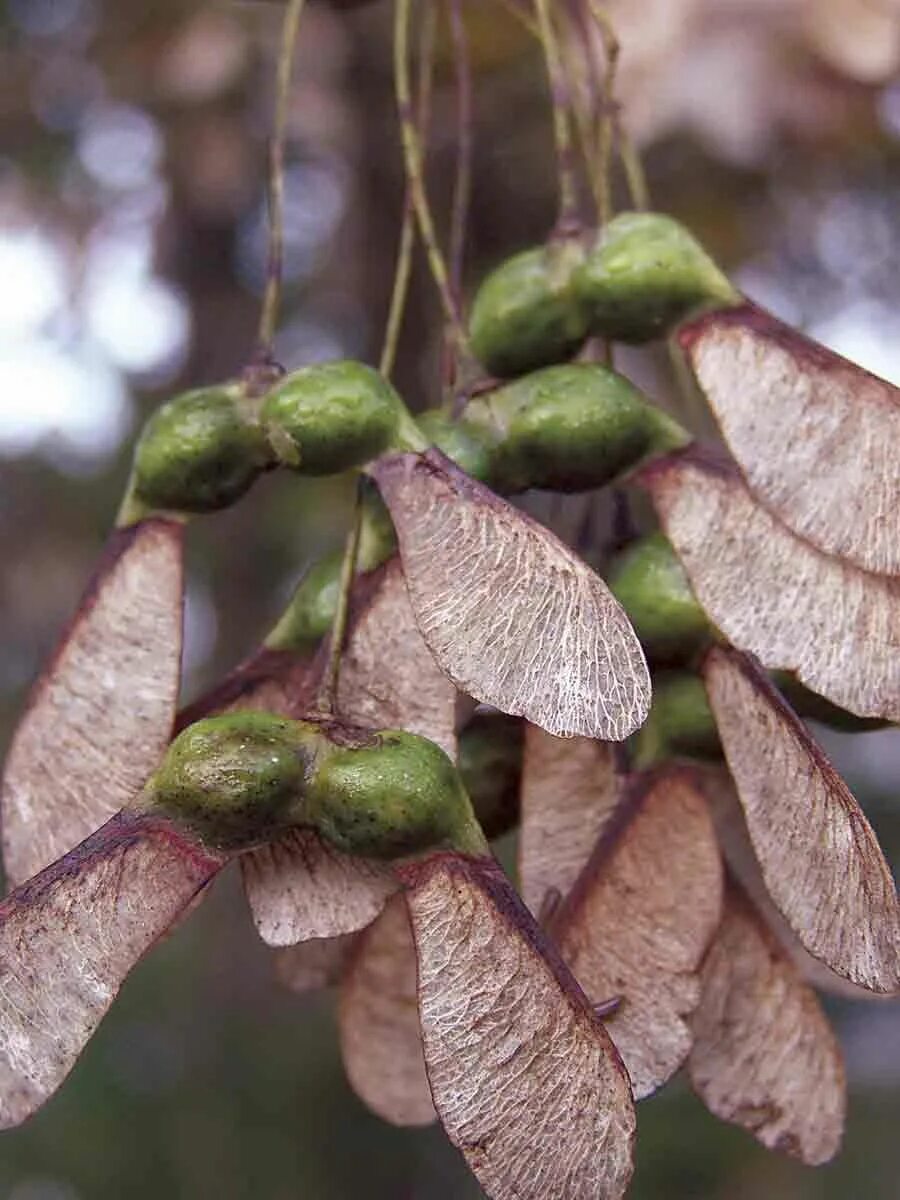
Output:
left=370, top=450, right=650, bottom=741
left=680, top=304, right=900, bottom=575
left=0, top=810, right=223, bottom=1128
left=556, top=767, right=723, bottom=1099
left=1, top=519, right=184, bottom=888
left=641, top=448, right=900, bottom=721
left=518, top=725, right=622, bottom=917
left=338, top=893, right=435, bottom=1127
left=399, top=852, right=636, bottom=1200
left=703, top=645, right=900, bottom=994
left=689, top=881, right=846, bottom=1165
left=274, top=934, right=356, bottom=994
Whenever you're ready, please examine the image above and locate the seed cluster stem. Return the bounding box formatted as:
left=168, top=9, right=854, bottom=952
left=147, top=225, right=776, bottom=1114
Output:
left=533, top=0, right=579, bottom=232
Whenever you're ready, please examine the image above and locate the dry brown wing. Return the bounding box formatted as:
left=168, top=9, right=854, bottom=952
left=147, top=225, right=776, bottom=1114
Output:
left=679, top=303, right=900, bottom=576
left=556, top=767, right=723, bottom=1099
left=688, top=881, right=846, bottom=1165
left=399, top=852, right=636, bottom=1200
left=518, top=725, right=622, bottom=918
left=338, top=893, right=435, bottom=1127
left=274, top=934, right=356, bottom=994
left=175, top=648, right=318, bottom=731
left=1, top=519, right=184, bottom=888
left=641, top=448, right=900, bottom=721
left=702, top=644, right=900, bottom=994
left=370, top=450, right=650, bottom=741
left=0, top=809, right=224, bottom=1128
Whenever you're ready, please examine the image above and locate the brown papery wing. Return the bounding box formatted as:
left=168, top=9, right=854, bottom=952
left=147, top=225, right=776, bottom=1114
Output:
left=641, top=448, right=900, bottom=721
left=518, top=725, right=622, bottom=918
left=274, top=934, right=355, bottom=994
left=703, top=644, right=900, bottom=994
left=0, top=810, right=223, bottom=1128
left=1, top=519, right=184, bottom=887
left=680, top=304, right=900, bottom=575
left=370, top=450, right=650, bottom=741
left=338, top=893, right=435, bottom=1127
left=556, top=767, right=723, bottom=1099
left=689, top=881, right=846, bottom=1165
left=399, top=852, right=636, bottom=1200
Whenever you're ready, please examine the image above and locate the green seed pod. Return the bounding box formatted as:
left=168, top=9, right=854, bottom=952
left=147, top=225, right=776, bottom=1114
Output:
left=132, top=385, right=273, bottom=515
left=144, top=712, right=320, bottom=850
left=468, top=242, right=590, bottom=378
left=417, top=410, right=495, bottom=483
left=306, top=730, right=486, bottom=859
left=262, top=360, right=424, bottom=474
left=457, top=712, right=524, bottom=841
left=462, top=364, right=687, bottom=494
left=773, top=672, right=889, bottom=733
left=575, top=212, right=739, bottom=344
left=608, top=532, right=711, bottom=665
left=631, top=671, right=721, bottom=768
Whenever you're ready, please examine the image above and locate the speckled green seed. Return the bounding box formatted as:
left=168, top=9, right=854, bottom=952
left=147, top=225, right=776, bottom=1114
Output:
left=417, top=410, right=494, bottom=483
left=457, top=712, right=523, bottom=841
left=773, top=673, right=888, bottom=733
left=133, top=386, right=272, bottom=513
left=146, top=713, right=319, bottom=850
left=469, top=242, right=589, bottom=378
left=631, top=671, right=721, bottom=768
left=306, top=730, right=485, bottom=859
left=261, top=361, right=410, bottom=474
left=576, top=212, right=738, bottom=344
left=608, top=532, right=711, bottom=665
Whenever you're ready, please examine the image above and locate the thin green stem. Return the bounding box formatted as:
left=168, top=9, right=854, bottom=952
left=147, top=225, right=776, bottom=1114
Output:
left=447, top=0, right=473, bottom=308
left=318, top=479, right=365, bottom=716
left=585, top=2, right=648, bottom=211
left=533, top=0, right=579, bottom=231
left=257, top=0, right=307, bottom=360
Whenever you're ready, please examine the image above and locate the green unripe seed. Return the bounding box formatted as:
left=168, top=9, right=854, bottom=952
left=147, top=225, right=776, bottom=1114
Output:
left=631, top=671, right=721, bottom=768
left=132, top=385, right=273, bottom=514
left=773, top=672, right=889, bottom=733
left=144, top=713, right=319, bottom=850
left=469, top=242, right=590, bottom=378
left=464, top=364, right=686, bottom=494
left=417, top=410, right=495, bottom=483
left=608, top=532, right=711, bottom=665
left=457, top=712, right=523, bottom=841
left=261, top=360, right=424, bottom=474
left=306, top=730, right=487, bottom=860
left=575, top=212, right=739, bottom=344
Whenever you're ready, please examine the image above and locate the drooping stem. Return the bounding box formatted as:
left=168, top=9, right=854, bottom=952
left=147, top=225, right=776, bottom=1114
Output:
left=585, top=2, right=648, bottom=211
left=447, top=0, right=473, bottom=309
left=534, top=0, right=579, bottom=231
left=585, top=1, right=620, bottom=226
left=257, top=0, right=308, bottom=361
left=318, top=478, right=365, bottom=715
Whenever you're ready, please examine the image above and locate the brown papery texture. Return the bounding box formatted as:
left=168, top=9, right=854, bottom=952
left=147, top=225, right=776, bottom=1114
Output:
left=518, top=725, right=621, bottom=917
left=274, top=934, right=354, bottom=994
left=1, top=519, right=184, bottom=888
left=175, top=648, right=318, bottom=731
left=556, top=768, right=723, bottom=1099
left=241, top=829, right=397, bottom=946
left=336, top=556, right=457, bottom=758
left=400, top=853, right=636, bottom=1200
left=370, top=450, right=650, bottom=741
left=703, top=645, right=900, bottom=994
left=681, top=304, right=900, bottom=575
left=0, top=810, right=223, bottom=1128
left=338, top=893, right=435, bottom=1127
left=641, top=448, right=900, bottom=720
left=689, top=882, right=846, bottom=1165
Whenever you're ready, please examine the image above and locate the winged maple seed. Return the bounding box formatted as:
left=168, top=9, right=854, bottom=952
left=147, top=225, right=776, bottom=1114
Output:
left=639, top=446, right=900, bottom=721
left=0, top=519, right=184, bottom=889
left=679, top=303, right=900, bottom=576
left=369, top=449, right=651, bottom=740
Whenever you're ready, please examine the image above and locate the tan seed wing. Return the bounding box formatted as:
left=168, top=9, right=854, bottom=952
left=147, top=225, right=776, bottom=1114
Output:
left=518, top=725, right=622, bottom=917
left=241, top=830, right=397, bottom=946
left=681, top=304, right=900, bottom=575
left=400, top=853, right=636, bottom=1200
left=1, top=520, right=184, bottom=888
left=689, top=882, right=846, bottom=1165
left=370, top=451, right=650, bottom=740
left=703, top=645, right=900, bottom=994
left=176, top=648, right=318, bottom=731
left=0, top=811, right=223, bottom=1128
left=338, top=893, right=435, bottom=1126
left=642, top=449, right=900, bottom=720
left=274, top=934, right=356, bottom=994
left=557, top=768, right=723, bottom=1099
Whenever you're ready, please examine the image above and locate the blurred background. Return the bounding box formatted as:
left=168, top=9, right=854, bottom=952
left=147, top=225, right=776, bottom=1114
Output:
left=0, top=0, right=898, bottom=1195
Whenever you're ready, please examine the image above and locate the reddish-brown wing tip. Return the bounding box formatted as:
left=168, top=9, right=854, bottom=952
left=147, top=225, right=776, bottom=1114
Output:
left=1, top=519, right=185, bottom=888
left=399, top=852, right=636, bottom=1200
left=689, top=881, right=846, bottom=1165
left=371, top=451, right=650, bottom=741
left=556, top=767, right=723, bottom=1099
left=0, top=810, right=223, bottom=1128
left=703, top=645, right=900, bottom=994
left=338, top=894, right=435, bottom=1127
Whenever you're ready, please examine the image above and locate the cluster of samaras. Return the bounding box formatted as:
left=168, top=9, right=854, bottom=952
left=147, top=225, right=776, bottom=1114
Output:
left=0, top=212, right=897, bottom=1200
